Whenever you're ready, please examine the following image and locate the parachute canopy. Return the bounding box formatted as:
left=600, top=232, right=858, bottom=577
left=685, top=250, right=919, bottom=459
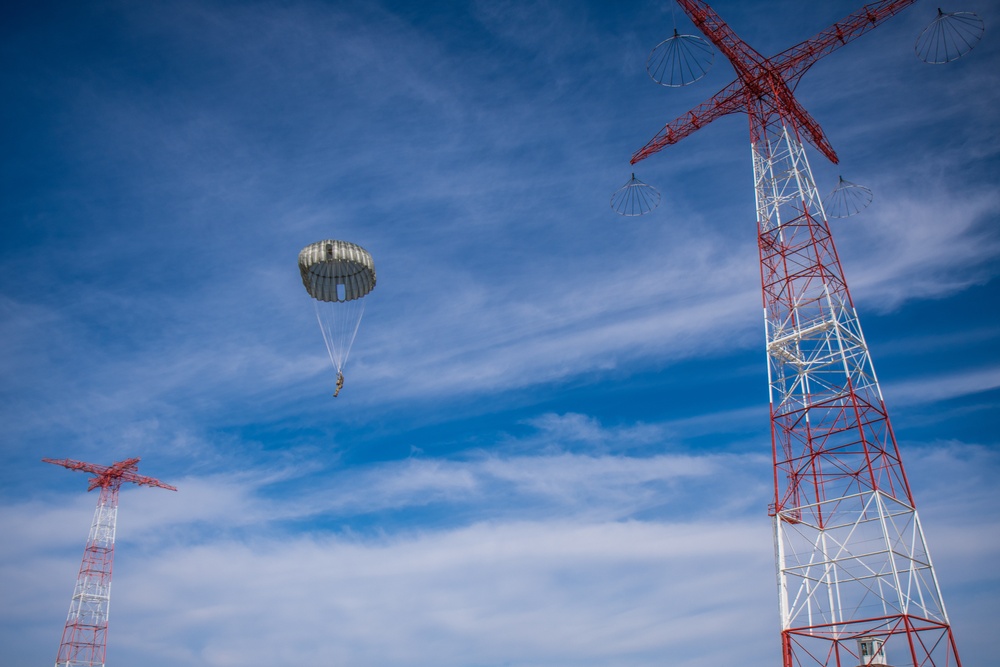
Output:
left=646, top=29, right=714, bottom=88
left=611, top=173, right=660, bottom=217
left=915, top=10, right=984, bottom=64
left=298, top=239, right=376, bottom=302
left=823, top=176, right=873, bottom=219
left=298, top=239, right=377, bottom=383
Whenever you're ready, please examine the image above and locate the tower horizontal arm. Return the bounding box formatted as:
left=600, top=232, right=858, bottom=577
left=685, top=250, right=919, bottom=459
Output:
left=43, top=457, right=124, bottom=476
left=43, top=457, right=177, bottom=492
left=772, top=0, right=919, bottom=84
left=630, top=79, right=745, bottom=164
left=676, top=0, right=767, bottom=77
left=114, top=474, right=178, bottom=491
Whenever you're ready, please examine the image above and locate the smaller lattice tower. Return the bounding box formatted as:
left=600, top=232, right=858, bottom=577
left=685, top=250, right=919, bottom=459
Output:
left=44, top=457, right=177, bottom=667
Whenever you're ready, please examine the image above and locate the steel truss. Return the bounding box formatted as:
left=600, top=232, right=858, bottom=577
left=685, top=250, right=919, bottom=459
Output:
left=754, top=121, right=961, bottom=667
left=44, top=457, right=176, bottom=667
left=627, top=2, right=964, bottom=662
left=56, top=484, right=119, bottom=667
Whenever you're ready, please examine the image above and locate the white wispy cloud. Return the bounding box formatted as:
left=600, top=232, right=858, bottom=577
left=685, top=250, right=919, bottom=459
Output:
left=103, top=519, right=775, bottom=667
left=836, top=184, right=1000, bottom=309
left=885, top=365, right=1000, bottom=406
left=6, top=436, right=994, bottom=667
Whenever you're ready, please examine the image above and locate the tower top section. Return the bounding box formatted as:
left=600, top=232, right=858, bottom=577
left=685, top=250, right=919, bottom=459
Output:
left=631, top=0, right=920, bottom=165
left=43, top=457, right=177, bottom=493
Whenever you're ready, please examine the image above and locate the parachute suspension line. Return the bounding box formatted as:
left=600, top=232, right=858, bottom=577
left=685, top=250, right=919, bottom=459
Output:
left=314, top=301, right=340, bottom=371
left=338, top=297, right=365, bottom=370
left=313, top=297, right=366, bottom=373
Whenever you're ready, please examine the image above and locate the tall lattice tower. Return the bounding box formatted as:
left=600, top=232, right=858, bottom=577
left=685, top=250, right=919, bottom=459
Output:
left=629, top=2, right=970, bottom=665
left=44, top=457, right=177, bottom=667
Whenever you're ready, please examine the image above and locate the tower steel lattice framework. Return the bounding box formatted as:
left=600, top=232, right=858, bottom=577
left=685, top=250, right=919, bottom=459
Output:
left=44, top=457, right=177, bottom=667
left=630, top=2, right=962, bottom=665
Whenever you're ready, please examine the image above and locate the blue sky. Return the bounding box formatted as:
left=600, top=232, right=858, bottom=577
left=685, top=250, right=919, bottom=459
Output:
left=1, top=0, right=998, bottom=665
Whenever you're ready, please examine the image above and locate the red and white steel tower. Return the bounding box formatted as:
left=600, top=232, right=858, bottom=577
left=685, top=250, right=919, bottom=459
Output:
left=44, top=457, right=177, bottom=667
left=631, top=2, right=963, bottom=665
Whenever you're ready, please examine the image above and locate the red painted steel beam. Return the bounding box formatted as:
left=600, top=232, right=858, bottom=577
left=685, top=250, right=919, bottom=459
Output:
left=774, top=0, right=920, bottom=84
left=632, top=79, right=744, bottom=163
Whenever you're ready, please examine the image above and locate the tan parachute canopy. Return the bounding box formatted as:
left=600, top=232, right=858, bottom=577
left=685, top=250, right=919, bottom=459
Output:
left=298, top=239, right=376, bottom=302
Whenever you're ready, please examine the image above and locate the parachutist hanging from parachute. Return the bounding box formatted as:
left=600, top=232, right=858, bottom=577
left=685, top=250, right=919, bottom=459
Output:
left=298, top=239, right=376, bottom=398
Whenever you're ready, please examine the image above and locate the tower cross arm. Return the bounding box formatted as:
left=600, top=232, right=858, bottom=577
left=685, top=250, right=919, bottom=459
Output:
left=772, top=0, right=920, bottom=84
left=110, top=473, right=178, bottom=492
left=630, top=79, right=745, bottom=164
left=43, top=457, right=178, bottom=492
left=676, top=0, right=767, bottom=75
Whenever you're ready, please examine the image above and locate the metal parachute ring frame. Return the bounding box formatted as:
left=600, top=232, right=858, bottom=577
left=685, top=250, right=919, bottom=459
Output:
left=611, top=173, right=661, bottom=216
left=646, top=29, right=715, bottom=87
left=823, top=176, right=873, bottom=219
left=915, top=9, right=985, bottom=63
